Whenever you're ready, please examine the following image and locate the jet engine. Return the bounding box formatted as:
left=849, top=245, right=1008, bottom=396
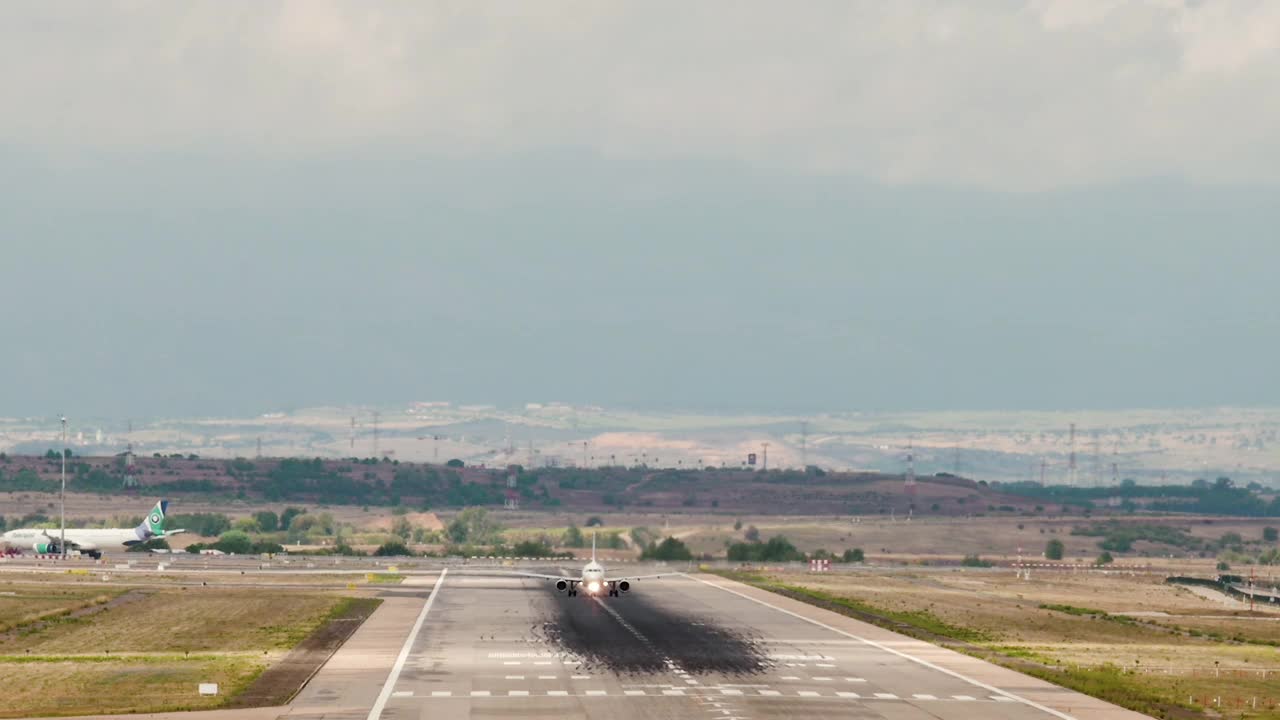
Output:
left=555, top=580, right=568, bottom=592
left=33, top=542, right=59, bottom=554
left=618, top=581, right=630, bottom=593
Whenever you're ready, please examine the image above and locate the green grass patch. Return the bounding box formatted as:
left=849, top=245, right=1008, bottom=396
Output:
left=1018, top=663, right=1198, bottom=720
left=365, top=573, right=404, bottom=584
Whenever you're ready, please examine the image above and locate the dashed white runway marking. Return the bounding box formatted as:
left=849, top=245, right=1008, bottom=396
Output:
left=570, top=675, right=590, bottom=680
left=812, top=676, right=832, bottom=681
left=845, top=677, right=866, bottom=682
left=504, top=675, right=523, bottom=680
left=537, top=675, right=556, bottom=680
left=408, top=687, right=1034, bottom=701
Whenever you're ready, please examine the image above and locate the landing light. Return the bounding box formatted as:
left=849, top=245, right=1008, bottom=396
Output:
left=587, top=581, right=601, bottom=594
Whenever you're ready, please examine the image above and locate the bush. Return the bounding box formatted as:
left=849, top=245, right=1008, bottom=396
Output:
left=445, top=459, right=465, bottom=468
left=1097, top=551, right=1115, bottom=565
left=641, top=537, right=693, bottom=561
left=744, top=525, right=760, bottom=542
left=727, top=536, right=804, bottom=562
left=585, top=516, right=604, bottom=527
left=374, top=540, right=412, bottom=557
left=1045, top=539, right=1065, bottom=560
left=563, top=525, right=585, bottom=548
left=841, top=548, right=865, bottom=563
left=1264, top=526, right=1278, bottom=542
left=212, top=530, right=253, bottom=555
left=960, top=554, right=992, bottom=567
left=511, top=540, right=557, bottom=557
left=127, top=538, right=170, bottom=553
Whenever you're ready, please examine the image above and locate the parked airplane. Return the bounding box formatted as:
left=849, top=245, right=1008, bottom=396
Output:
left=1, top=500, right=183, bottom=559
left=510, top=534, right=682, bottom=597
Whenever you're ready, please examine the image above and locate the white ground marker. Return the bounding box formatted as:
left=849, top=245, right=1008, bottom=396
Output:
left=689, top=575, right=1078, bottom=720
left=367, top=568, right=447, bottom=720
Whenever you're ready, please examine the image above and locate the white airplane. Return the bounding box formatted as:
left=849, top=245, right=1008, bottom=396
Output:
left=1, top=500, right=183, bottom=559
left=510, top=534, right=682, bottom=597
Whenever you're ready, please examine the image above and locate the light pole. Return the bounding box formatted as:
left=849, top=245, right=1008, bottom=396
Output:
left=60, top=415, right=67, bottom=559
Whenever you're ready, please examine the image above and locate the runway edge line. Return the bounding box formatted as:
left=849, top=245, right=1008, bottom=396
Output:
left=687, top=573, right=1077, bottom=720
left=366, top=567, right=448, bottom=720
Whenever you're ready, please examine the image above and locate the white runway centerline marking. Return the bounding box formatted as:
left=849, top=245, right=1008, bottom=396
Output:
left=366, top=568, right=447, bottom=720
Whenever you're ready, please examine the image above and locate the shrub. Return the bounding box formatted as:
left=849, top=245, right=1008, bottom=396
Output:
left=1045, top=539, right=1065, bottom=560
left=641, top=537, right=693, bottom=561
left=374, top=540, right=412, bottom=557
left=1264, top=527, right=1278, bottom=542
left=841, top=548, right=865, bottom=563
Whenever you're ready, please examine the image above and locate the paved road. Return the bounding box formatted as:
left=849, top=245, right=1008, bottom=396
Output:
left=294, top=570, right=1150, bottom=720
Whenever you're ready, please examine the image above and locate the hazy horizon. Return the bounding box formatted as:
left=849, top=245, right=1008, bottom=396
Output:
left=3, top=3, right=1278, bottom=418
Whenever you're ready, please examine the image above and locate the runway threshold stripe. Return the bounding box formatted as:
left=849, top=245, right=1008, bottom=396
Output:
left=689, top=574, right=1079, bottom=720
left=366, top=567, right=447, bottom=720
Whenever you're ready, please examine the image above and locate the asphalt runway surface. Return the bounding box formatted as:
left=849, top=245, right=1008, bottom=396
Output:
left=354, top=569, right=1096, bottom=720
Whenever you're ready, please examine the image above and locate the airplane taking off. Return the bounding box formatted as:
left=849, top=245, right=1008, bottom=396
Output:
left=510, top=534, right=682, bottom=597
left=1, top=500, right=183, bottom=559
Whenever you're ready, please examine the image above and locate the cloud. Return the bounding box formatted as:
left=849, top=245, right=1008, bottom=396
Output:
left=2, top=0, right=1279, bottom=189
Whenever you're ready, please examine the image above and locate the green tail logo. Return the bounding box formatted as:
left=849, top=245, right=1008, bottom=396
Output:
left=139, top=500, right=169, bottom=537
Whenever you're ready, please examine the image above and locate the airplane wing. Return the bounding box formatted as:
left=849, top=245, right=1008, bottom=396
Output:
left=610, top=573, right=685, bottom=582
left=503, top=571, right=579, bottom=582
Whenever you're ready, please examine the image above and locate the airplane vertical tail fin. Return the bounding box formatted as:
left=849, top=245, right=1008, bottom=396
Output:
left=135, top=500, right=168, bottom=539
left=591, top=531, right=596, bottom=563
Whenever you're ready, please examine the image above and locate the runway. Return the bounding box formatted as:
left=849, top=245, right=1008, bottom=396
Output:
left=289, top=568, right=1150, bottom=720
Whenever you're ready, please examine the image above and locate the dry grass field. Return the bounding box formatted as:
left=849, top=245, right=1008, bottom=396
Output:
left=0, top=578, right=350, bottom=717
left=729, top=565, right=1280, bottom=719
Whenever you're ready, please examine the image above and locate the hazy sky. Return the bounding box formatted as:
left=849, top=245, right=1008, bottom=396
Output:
left=2, top=2, right=1278, bottom=417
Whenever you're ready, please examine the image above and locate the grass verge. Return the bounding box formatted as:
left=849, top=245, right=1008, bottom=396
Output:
left=710, top=570, right=1205, bottom=720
